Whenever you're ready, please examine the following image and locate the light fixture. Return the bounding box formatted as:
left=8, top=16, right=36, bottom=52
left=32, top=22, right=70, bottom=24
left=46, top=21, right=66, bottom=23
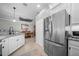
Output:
left=13, top=6, right=16, bottom=22
left=37, top=4, right=40, bottom=8
left=13, top=19, right=16, bottom=22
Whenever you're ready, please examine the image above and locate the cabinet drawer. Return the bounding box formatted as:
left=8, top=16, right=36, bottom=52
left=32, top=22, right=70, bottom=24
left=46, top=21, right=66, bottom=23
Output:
left=69, top=40, right=79, bottom=47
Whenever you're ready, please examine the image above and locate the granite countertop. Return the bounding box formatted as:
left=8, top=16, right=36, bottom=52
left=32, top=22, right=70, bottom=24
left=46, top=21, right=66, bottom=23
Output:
left=0, top=33, right=24, bottom=41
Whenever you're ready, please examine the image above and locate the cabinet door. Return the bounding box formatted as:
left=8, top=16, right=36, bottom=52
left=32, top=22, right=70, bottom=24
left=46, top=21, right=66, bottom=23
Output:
left=2, top=38, right=9, bottom=56
left=71, top=4, right=79, bottom=24
left=19, top=35, right=25, bottom=45
left=8, top=37, right=17, bottom=54
left=68, top=45, right=79, bottom=56
left=16, top=35, right=25, bottom=48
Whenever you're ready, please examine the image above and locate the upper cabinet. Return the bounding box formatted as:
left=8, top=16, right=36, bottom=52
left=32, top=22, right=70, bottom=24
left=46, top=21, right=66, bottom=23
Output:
left=71, top=3, right=79, bottom=24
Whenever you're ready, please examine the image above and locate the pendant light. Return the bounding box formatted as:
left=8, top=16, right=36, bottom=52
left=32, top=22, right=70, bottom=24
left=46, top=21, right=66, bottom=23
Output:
left=13, top=6, right=16, bottom=22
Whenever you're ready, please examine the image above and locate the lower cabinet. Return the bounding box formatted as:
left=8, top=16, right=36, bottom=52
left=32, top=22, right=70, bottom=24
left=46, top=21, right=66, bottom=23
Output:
left=2, top=38, right=9, bottom=56
left=68, top=45, right=79, bottom=56
left=68, top=40, right=79, bottom=56
left=8, top=37, right=17, bottom=54
left=2, top=34, right=25, bottom=56
left=16, top=35, right=25, bottom=49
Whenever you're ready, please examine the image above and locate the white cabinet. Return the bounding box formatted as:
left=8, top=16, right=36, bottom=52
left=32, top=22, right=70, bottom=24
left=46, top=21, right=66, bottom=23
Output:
left=71, top=4, right=79, bottom=24
left=8, top=37, right=17, bottom=54
left=68, top=40, right=79, bottom=56
left=2, top=34, right=25, bottom=56
left=8, top=35, right=25, bottom=55
left=2, top=38, right=9, bottom=56
left=36, top=19, right=44, bottom=49
left=68, top=45, right=79, bottom=56
left=16, top=35, right=25, bottom=49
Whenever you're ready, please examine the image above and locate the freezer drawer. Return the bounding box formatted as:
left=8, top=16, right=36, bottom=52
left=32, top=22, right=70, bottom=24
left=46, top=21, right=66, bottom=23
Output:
left=44, top=40, right=67, bottom=56
left=48, top=41, right=67, bottom=56
left=44, top=40, right=49, bottom=55
left=52, top=44, right=66, bottom=56
left=44, top=40, right=53, bottom=56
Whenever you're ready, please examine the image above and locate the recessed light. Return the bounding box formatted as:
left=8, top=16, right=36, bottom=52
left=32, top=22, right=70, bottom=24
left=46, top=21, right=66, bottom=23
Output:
left=49, top=4, right=52, bottom=9
left=37, top=4, right=40, bottom=8
left=13, top=20, right=16, bottom=22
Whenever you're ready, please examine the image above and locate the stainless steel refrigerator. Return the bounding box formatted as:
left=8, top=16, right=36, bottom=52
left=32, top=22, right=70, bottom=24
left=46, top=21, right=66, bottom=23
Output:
left=44, top=10, right=69, bottom=56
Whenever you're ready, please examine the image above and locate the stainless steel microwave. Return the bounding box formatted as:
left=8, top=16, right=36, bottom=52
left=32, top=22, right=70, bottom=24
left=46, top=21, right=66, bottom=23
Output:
left=72, top=31, right=79, bottom=36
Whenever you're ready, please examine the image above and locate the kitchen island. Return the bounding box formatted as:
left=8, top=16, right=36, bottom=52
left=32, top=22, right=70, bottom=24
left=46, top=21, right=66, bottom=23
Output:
left=0, top=33, right=25, bottom=56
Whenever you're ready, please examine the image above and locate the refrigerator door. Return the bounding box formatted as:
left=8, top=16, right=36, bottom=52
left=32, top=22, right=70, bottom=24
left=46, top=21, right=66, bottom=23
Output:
left=51, top=10, right=68, bottom=45
left=48, top=16, right=52, bottom=41
left=44, top=16, right=51, bottom=41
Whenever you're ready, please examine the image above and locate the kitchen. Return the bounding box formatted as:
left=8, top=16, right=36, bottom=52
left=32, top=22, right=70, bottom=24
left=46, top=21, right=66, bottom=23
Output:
left=0, top=3, right=79, bottom=56
left=36, top=3, right=79, bottom=56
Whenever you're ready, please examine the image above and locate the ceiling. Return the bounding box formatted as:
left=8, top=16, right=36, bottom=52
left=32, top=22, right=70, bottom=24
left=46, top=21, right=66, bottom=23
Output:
left=0, top=3, right=51, bottom=21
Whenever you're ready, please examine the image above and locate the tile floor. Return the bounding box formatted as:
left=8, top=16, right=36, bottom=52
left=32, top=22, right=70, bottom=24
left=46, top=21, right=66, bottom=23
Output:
left=10, top=38, right=47, bottom=56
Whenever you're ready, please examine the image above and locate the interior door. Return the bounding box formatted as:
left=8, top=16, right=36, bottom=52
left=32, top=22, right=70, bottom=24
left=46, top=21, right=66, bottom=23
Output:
left=51, top=10, right=66, bottom=45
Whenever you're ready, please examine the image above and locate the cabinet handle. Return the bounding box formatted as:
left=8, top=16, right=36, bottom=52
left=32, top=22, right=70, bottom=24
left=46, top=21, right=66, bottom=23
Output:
left=69, top=47, right=71, bottom=50
left=2, top=46, right=4, bottom=48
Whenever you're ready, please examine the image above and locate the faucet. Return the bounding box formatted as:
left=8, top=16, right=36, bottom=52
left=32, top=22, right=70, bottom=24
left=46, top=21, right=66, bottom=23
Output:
left=9, top=26, right=14, bottom=35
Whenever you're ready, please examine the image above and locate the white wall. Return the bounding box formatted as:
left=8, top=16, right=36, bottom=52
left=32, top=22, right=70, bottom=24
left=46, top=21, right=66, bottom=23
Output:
left=36, top=3, right=72, bottom=49
left=36, top=19, right=44, bottom=49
